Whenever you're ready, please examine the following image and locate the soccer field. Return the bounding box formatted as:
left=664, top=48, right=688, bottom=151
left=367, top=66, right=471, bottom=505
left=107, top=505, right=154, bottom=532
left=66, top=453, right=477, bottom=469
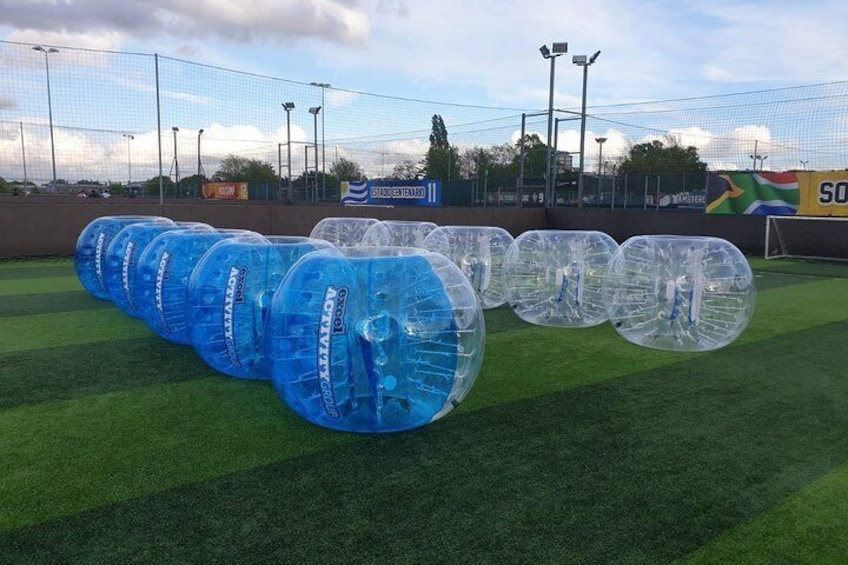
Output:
left=1, top=257, right=847, bottom=563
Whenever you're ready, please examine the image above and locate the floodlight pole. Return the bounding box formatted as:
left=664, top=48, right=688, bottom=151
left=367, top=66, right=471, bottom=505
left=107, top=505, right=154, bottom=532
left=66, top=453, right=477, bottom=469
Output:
left=311, top=82, right=330, bottom=199
left=574, top=50, right=600, bottom=208
left=283, top=102, right=295, bottom=202
left=33, top=46, right=59, bottom=190
left=309, top=106, right=321, bottom=203
left=540, top=43, right=566, bottom=208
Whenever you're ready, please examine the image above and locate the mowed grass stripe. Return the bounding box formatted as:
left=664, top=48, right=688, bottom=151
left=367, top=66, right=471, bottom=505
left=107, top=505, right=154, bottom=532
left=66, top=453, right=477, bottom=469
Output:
left=0, top=264, right=76, bottom=280
left=750, top=257, right=848, bottom=279
left=465, top=276, right=848, bottom=413
left=0, top=271, right=835, bottom=416
left=0, top=276, right=83, bottom=297
left=679, top=462, right=848, bottom=564
left=2, top=321, right=846, bottom=563
left=1, top=276, right=846, bottom=533
left=0, top=309, right=152, bottom=354
left=0, top=378, right=357, bottom=532
left=0, top=290, right=110, bottom=318
left=0, top=258, right=71, bottom=270
left=751, top=270, right=819, bottom=292
left=0, top=337, right=215, bottom=410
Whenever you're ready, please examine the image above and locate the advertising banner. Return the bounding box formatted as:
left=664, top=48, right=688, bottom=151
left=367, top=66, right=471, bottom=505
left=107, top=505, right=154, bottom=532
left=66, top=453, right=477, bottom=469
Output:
left=706, top=172, right=848, bottom=217
left=796, top=172, right=848, bottom=216
left=706, top=172, right=800, bottom=215
left=202, top=182, right=249, bottom=200
left=340, top=179, right=441, bottom=207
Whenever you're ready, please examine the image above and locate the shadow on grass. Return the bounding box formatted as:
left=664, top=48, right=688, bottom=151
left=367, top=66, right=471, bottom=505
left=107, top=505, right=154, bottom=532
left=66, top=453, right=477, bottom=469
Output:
left=0, top=291, right=111, bottom=318
left=2, top=321, right=847, bottom=563
left=0, top=264, right=76, bottom=280
left=0, top=337, right=217, bottom=410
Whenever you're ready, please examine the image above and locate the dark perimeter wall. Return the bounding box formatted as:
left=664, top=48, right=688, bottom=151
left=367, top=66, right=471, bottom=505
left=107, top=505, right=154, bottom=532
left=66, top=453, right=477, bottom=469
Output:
left=0, top=196, right=766, bottom=258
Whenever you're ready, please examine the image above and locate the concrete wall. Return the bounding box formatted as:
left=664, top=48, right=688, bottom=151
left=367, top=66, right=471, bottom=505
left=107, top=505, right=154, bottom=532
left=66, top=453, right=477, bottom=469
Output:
left=0, top=196, right=545, bottom=257
left=0, top=196, right=767, bottom=257
left=546, top=208, right=767, bottom=253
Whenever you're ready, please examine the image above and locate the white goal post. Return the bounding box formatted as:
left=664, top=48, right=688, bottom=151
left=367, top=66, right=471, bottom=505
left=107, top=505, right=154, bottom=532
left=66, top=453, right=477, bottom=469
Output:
left=765, top=215, right=848, bottom=262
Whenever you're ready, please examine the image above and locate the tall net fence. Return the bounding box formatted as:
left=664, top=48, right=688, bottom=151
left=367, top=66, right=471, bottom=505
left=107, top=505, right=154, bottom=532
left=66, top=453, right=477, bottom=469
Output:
left=3, top=39, right=848, bottom=204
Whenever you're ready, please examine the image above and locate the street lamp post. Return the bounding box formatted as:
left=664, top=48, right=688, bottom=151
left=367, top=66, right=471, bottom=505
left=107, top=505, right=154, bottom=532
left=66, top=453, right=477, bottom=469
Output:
left=573, top=50, right=601, bottom=208
left=32, top=46, right=59, bottom=190
left=800, top=160, right=809, bottom=170
left=539, top=42, right=567, bottom=208
left=122, top=134, right=134, bottom=185
left=309, top=106, right=321, bottom=203
left=197, top=129, right=204, bottom=177
left=310, top=82, right=330, bottom=199
left=171, top=127, right=180, bottom=195
left=283, top=102, right=295, bottom=202
left=596, top=136, right=607, bottom=206
left=596, top=137, right=607, bottom=175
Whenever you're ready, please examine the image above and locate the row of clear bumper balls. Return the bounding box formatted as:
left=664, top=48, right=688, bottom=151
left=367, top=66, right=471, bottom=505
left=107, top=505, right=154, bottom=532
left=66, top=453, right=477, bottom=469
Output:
left=75, top=216, right=756, bottom=433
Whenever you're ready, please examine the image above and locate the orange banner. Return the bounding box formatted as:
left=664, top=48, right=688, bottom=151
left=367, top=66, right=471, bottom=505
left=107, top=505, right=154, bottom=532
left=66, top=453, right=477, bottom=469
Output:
left=202, top=182, right=249, bottom=200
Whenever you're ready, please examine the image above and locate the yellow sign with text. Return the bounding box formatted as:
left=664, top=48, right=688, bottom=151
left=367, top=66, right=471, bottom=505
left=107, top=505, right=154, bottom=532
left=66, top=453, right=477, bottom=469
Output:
left=797, top=172, right=848, bottom=216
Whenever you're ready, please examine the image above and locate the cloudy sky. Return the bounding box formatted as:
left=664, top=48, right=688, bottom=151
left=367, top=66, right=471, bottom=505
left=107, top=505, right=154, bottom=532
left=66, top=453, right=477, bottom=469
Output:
left=2, top=0, right=848, bottom=181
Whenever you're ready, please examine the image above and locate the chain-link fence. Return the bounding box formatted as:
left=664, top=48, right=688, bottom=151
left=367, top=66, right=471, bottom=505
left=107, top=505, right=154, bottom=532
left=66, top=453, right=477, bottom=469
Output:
left=3, top=39, right=848, bottom=205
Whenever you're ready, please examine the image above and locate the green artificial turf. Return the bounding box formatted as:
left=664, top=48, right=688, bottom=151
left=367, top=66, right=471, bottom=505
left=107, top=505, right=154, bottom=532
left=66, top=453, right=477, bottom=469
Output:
left=0, top=276, right=83, bottom=297
left=1, top=320, right=846, bottom=563
left=0, top=290, right=111, bottom=318
left=679, top=462, right=848, bottom=564
left=0, top=257, right=847, bottom=563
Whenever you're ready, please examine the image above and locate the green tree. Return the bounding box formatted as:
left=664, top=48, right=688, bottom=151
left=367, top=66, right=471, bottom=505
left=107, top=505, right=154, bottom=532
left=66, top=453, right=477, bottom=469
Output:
left=429, top=114, right=449, bottom=148
left=422, top=114, right=460, bottom=182
left=142, top=175, right=175, bottom=196
left=213, top=155, right=277, bottom=183
left=390, top=159, right=420, bottom=180
left=619, top=137, right=707, bottom=174
left=329, top=157, right=364, bottom=181
left=513, top=134, right=549, bottom=179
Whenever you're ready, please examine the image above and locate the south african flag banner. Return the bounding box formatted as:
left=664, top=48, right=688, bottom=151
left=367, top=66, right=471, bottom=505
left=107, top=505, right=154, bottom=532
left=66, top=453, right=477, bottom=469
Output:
left=706, top=172, right=800, bottom=215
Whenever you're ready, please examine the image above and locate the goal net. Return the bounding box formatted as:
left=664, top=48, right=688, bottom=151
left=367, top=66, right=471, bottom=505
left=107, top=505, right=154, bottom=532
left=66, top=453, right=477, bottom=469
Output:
left=765, top=215, right=848, bottom=261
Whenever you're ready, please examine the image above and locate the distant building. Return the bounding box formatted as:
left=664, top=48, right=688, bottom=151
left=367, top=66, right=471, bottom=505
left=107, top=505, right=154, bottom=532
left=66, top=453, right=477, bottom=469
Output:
left=555, top=151, right=574, bottom=172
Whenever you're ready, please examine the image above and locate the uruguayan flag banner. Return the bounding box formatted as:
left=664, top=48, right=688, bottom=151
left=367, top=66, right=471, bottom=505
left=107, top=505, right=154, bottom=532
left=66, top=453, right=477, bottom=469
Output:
left=340, top=179, right=441, bottom=207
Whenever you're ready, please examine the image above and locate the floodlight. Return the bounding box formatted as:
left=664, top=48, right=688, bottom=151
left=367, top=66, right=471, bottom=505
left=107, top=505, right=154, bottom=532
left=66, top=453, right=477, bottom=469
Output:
left=551, top=42, right=568, bottom=54
left=539, top=45, right=550, bottom=58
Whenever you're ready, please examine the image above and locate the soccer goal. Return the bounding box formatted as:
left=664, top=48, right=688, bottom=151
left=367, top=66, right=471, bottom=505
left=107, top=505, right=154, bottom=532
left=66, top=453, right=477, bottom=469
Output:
left=765, top=215, right=848, bottom=261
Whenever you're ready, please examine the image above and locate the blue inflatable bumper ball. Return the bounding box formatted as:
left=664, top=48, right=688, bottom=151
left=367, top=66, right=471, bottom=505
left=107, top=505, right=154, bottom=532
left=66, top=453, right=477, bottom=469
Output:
left=75, top=215, right=172, bottom=300
left=267, top=247, right=485, bottom=433
left=188, top=234, right=334, bottom=379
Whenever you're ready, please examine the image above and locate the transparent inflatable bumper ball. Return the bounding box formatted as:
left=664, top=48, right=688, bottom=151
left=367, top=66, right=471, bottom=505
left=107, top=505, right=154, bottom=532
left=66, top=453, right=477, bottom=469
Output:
left=309, top=217, right=379, bottom=248
left=361, top=220, right=438, bottom=248
left=267, top=247, right=485, bottom=433
left=504, top=230, right=619, bottom=327
left=423, top=225, right=514, bottom=309
left=602, top=235, right=756, bottom=351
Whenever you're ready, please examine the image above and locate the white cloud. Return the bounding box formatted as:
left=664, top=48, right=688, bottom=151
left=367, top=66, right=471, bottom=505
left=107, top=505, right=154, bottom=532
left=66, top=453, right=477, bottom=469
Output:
left=694, top=1, right=848, bottom=83
left=0, top=0, right=370, bottom=46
